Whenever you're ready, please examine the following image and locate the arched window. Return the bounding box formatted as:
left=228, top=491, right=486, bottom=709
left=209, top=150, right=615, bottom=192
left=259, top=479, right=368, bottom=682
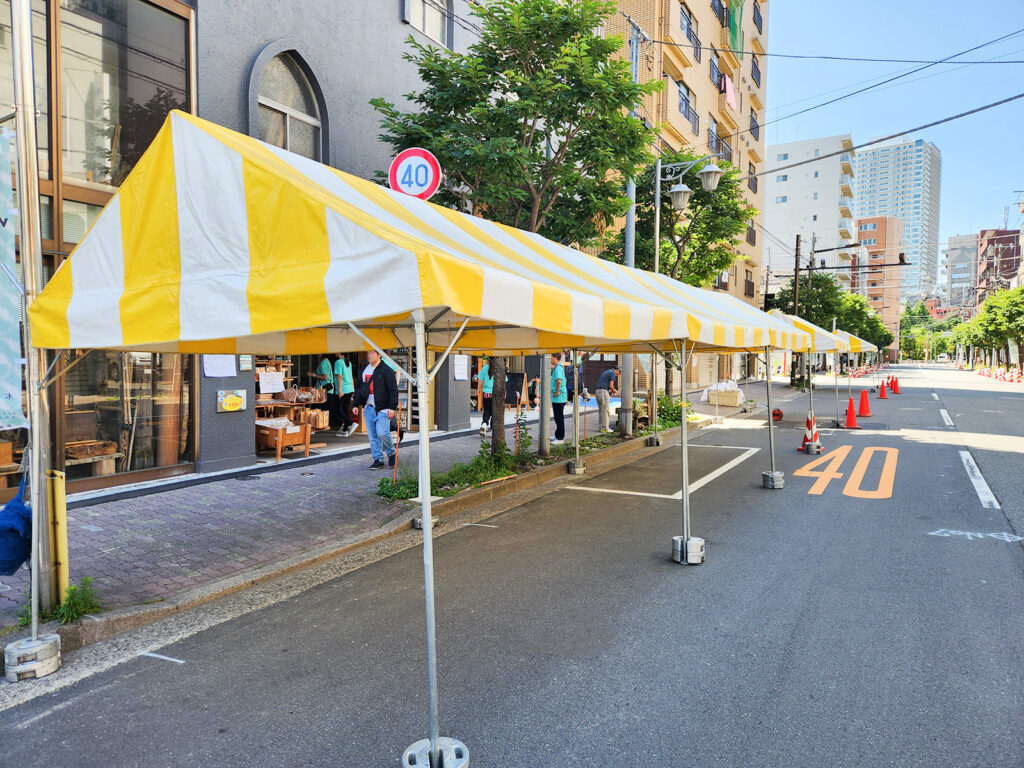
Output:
left=256, top=53, right=321, bottom=160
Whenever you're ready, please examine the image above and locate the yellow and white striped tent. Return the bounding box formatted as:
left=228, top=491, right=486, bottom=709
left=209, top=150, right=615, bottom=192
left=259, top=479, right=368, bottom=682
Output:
left=836, top=330, right=878, bottom=354
left=29, top=111, right=809, bottom=355
left=768, top=310, right=849, bottom=353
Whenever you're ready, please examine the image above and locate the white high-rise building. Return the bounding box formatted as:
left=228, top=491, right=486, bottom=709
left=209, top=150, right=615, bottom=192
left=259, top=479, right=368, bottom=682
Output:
left=853, top=138, right=941, bottom=303
left=763, top=135, right=857, bottom=293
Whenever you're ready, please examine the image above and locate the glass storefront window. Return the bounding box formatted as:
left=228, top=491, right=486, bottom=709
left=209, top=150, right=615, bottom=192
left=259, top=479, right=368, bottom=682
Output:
left=60, top=0, right=189, bottom=191
left=10, top=189, right=53, bottom=239
left=0, top=0, right=51, bottom=176
left=62, top=351, right=193, bottom=480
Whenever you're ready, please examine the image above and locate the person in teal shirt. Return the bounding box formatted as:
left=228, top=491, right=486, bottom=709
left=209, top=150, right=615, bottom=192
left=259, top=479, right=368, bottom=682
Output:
left=476, top=358, right=507, bottom=436
left=307, top=354, right=336, bottom=431
left=550, top=352, right=567, bottom=443
left=334, top=353, right=355, bottom=436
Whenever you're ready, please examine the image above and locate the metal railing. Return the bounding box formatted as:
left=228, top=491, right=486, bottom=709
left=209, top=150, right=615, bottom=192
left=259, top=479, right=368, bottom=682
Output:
left=713, top=273, right=729, bottom=290
left=745, top=279, right=756, bottom=297
left=747, top=175, right=758, bottom=192
left=679, top=98, right=700, bottom=134
left=710, top=60, right=723, bottom=89
left=749, top=111, right=760, bottom=140
left=711, top=0, right=728, bottom=27
left=751, top=57, right=761, bottom=87
left=746, top=226, right=756, bottom=246
left=753, top=1, right=763, bottom=33
left=683, top=23, right=702, bottom=62
left=708, top=130, right=733, bottom=163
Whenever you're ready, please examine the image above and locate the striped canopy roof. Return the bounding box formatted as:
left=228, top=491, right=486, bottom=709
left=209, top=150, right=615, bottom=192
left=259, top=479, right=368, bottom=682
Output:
left=836, top=330, right=878, bottom=354
left=29, top=111, right=810, bottom=355
left=768, top=310, right=849, bottom=353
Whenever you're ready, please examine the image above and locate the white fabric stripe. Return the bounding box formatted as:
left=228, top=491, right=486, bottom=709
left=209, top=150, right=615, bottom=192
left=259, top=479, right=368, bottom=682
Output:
left=570, top=292, right=605, bottom=337
left=481, top=269, right=534, bottom=328
left=172, top=115, right=253, bottom=340
left=66, top=197, right=124, bottom=348
left=628, top=302, right=655, bottom=340
left=323, top=208, right=422, bottom=325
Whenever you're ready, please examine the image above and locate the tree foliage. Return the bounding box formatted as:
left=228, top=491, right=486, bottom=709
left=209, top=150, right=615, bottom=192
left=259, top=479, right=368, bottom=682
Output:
left=898, top=301, right=961, bottom=360
left=955, top=287, right=1024, bottom=365
left=766, top=273, right=845, bottom=331
left=599, top=149, right=756, bottom=285
left=371, top=0, right=660, bottom=246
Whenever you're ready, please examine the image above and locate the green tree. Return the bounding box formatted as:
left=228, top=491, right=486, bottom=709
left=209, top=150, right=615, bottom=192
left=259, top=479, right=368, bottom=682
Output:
left=371, top=0, right=659, bottom=246
left=599, top=149, right=756, bottom=285
left=767, top=273, right=846, bottom=331
left=861, top=313, right=895, bottom=351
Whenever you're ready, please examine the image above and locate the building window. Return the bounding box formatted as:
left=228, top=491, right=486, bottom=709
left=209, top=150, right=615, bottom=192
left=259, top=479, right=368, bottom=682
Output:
left=776, top=174, right=787, bottom=182
left=0, top=0, right=49, bottom=175
left=257, top=53, right=322, bottom=161
left=777, top=152, right=788, bottom=161
left=60, top=0, right=191, bottom=190
left=813, top=171, right=819, bottom=178
left=776, top=196, right=787, bottom=203
left=812, top=215, right=817, bottom=221
left=812, top=192, right=818, bottom=200
left=678, top=81, right=698, bottom=133
left=403, top=0, right=449, bottom=47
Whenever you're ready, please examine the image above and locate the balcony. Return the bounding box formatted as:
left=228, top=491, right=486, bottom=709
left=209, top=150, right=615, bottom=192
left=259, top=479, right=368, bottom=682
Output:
left=710, top=60, right=724, bottom=91
left=684, top=24, right=702, bottom=63
left=753, top=1, right=763, bottom=33
left=840, top=152, right=854, bottom=174
left=838, top=217, right=853, bottom=238
left=713, top=271, right=729, bottom=290
left=711, top=0, right=728, bottom=27
left=745, top=279, right=756, bottom=298
left=707, top=130, right=733, bottom=163
left=749, top=111, right=760, bottom=140
left=751, top=57, right=761, bottom=88
left=839, top=174, right=854, bottom=196
left=746, top=225, right=756, bottom=246
left=838, top=196, right=853, bottom=217
left=678, top=98, right=700, bottom=135
left=747, top=175, right=758, bottom=193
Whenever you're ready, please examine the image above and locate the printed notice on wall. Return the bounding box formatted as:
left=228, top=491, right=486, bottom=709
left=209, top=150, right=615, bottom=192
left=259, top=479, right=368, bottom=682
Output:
left=203, top=354, right=237, bottom=378
left=0, top=134, right=27, bottom=430
left=453, top=355, right=470, bottom=381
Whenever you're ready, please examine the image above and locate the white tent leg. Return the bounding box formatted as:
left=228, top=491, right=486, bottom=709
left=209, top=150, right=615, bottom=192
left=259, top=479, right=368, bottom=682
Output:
left=761, top=346, right=783, bottom=489
left=570, top=350, right=584, bottom=474
left=806, top=352, right=821, bottom=454
left=672, top=341, right=704, bottom=565
left=403, top=310, right=468, bottom=768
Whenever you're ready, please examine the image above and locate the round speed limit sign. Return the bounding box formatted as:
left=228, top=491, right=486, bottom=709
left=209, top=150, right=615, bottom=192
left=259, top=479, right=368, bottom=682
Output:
left=388, top=147, right=443, bottom=200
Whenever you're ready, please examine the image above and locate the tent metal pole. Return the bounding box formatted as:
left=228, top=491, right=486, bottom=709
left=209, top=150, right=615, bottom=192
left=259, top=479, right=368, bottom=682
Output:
left=570, top=350, right=583, bottom=474
left=832, top=320, right=840, bottom=427
left=681, top=342, right=692, bottom=540
left=402, top=310, right=468, bottom=768
left=762, top=346, right=783, bottom=488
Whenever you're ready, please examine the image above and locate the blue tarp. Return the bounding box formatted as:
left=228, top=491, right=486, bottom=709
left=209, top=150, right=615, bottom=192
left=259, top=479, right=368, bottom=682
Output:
left=0, top=474, right=31, bottom=575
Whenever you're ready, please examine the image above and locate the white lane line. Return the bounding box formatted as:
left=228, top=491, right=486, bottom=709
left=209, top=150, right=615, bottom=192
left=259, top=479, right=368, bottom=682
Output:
left=932, top=393, right=940, bottom=401
left=566, top=447, right=760, bottom=500
left=140, top=651, right=186, bottom=665
left=939, top=409, right=954, bottom=427
left=959, top=451, right=1001, bottom=509
left=15, top=681, right=119, bottom=729
left=465, top=523, right=498, bottom=528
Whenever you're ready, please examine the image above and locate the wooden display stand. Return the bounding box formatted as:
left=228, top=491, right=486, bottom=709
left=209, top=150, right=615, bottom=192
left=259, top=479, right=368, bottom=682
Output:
left=708, top=389, right=744, bottom=407
left=256, top=422, right=311, bottom=463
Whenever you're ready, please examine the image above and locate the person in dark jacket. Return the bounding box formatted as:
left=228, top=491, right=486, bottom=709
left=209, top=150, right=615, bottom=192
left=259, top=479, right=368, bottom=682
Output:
left=358, top=350, right=399, bottom=469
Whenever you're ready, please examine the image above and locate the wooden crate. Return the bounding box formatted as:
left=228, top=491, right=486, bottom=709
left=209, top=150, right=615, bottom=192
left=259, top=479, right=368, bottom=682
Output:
left=708, top=389, right=744, bottom=407
left=0, top=441, right=11, bottom=465
left=256, top=423, right=311, bottom=463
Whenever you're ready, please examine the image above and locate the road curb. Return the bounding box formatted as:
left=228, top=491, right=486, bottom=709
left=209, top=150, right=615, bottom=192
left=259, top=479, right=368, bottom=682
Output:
left=1, top=419, right=708, bottom=664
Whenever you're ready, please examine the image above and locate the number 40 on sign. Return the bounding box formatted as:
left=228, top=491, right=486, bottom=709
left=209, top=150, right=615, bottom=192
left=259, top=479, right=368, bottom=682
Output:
left=388, top=147, right=443, bottom=200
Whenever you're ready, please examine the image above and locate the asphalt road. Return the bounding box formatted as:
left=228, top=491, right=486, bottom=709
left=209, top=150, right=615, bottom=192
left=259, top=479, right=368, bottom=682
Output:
left=2, top=365, right=1022, bottom=767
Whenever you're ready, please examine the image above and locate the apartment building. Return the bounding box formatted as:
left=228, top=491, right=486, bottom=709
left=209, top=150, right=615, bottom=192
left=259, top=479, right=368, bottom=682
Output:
left=855, top=216, right=903, bottom=357
left=976, top=229, right=1021, bottom=306
left=762, top=134, right=857, bottom=293
left=853, top=138, right=941, bottom=303
left=943, top=234, right=979, bottom=310
left=606, top=0, right=767, bottom=310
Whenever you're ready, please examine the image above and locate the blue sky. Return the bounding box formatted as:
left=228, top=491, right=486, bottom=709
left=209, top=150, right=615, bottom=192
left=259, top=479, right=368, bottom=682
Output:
left=765, top=0, right=1024, bottom=250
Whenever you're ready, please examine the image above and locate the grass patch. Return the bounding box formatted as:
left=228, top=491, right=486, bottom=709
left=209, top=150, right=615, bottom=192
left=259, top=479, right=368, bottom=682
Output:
left=17, top=577, right=104, bottom=627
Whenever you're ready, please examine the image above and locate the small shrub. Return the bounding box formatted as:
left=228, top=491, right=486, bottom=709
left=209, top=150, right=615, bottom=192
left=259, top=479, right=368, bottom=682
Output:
left=17, top=577, right=103, bottom=627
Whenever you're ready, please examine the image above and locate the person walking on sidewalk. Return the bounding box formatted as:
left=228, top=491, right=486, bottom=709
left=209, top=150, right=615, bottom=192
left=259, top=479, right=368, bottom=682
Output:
left=334, top=353, right=356, bottom=437
left=356, top=350, right=398, bottom=470
left=550, top=352, right=568, bottom=444
left=308, top=354, right=336, bottom=424
left=595, top=366, right=620, bottom=432
left=478, top=358, right=495, bottom=436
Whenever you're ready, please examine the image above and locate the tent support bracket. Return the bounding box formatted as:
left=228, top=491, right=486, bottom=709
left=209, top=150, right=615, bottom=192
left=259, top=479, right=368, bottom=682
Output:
left=346, top=322, right=416, bottom=384
left=427, top=317, right=470, bottom=384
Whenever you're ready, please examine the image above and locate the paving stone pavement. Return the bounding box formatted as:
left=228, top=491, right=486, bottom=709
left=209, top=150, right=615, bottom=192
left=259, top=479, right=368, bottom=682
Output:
left=0, top=382, right=800, bottom=628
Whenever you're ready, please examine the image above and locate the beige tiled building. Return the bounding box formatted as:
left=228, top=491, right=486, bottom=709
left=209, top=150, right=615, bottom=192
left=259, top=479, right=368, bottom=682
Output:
left=606, top=0, right=769, bottom=390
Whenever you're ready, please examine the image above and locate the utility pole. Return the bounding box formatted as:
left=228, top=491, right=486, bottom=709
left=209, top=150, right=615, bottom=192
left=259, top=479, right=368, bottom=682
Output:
left=790, top=234, right=801, bottom=385
left=620, top=14, right=647, bottom=437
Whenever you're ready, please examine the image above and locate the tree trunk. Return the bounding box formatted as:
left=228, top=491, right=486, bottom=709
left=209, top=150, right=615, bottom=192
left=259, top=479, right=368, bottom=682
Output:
left=665, top=354, right=674, bottom=396
left=1016, top=340, right=1024, bottom=369
left=490, top=357, right=507, bottom=454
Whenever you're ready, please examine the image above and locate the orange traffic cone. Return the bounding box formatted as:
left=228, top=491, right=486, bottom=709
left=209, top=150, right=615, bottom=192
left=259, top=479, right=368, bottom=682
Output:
left=857, top=389, right=874, bottom=417
left=879, top=380, right=888, bottom=399
left=842, top=397, right=861, bottom=429
left=799, top=410, right=821, bottom=453
left=891, top=377, right=901, bottom=394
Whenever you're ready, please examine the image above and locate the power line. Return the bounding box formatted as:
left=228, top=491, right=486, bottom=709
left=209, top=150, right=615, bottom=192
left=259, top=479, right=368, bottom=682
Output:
left=748, top=89, right=1024, bottom=180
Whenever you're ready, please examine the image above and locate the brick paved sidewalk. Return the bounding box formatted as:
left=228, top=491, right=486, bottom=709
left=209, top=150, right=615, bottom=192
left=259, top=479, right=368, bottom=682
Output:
left=0, top=382, right=803, bottom=629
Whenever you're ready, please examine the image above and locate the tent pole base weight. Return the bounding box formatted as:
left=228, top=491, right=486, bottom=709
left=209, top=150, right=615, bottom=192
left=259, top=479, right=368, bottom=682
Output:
left=402, top=737, right=469, bottom=768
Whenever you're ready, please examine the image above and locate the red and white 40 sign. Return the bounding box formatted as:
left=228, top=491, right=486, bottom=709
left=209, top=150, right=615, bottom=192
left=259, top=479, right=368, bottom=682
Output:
left=388, top=147, right=443, bottom=200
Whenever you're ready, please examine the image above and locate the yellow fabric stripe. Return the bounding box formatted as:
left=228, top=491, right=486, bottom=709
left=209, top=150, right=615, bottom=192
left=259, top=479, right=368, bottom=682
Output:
left=284, top=329, right=329, bottom=355
left=28, top=258, right=72, bottom=348
left=713, top=323, right=727, bottom=347
left=532, top=283, right=571, bottom=335
left=460, top=328, right=498, bottom=350
left=687, top=315, right=702, bottom=340
left=179, top=338, right=236, bottom=354
left=243, top=160, right=332, bottom=336
left=602, top=300, right=631, bottom=338
left=536, top=331, right=586, bottom=349
left=652, top=308, right=673, bottom=340
left=119, top=124, right=181, bottom=346
left=733, top=328, right=745, bottom=348
left=418, top=251, right=484, bottom=318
